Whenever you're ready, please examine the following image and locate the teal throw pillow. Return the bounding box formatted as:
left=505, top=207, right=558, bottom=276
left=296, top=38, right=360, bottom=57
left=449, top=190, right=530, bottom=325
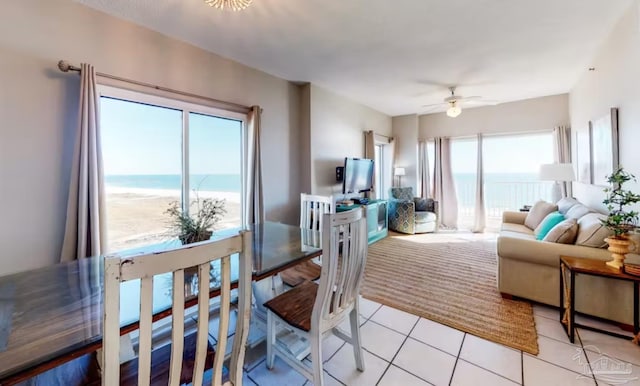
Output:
left=535, top=211, right=565, bottom=240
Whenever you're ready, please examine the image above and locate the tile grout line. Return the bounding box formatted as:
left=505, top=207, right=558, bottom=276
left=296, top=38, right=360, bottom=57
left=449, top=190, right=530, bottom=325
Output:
left=448, top=333, right=466, bottom=386
left=521, top=350, right=524, bottom=386
left=578, top=330, right=599, bottom=386
left=375, top=317, right=423, bottom=386
left=455, top=358, right=523, bottom=385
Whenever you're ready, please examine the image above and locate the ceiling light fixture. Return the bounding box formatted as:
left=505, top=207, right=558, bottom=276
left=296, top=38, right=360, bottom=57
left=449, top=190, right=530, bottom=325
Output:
left=446, top=101, right=462, bottom=118
left=204, top=0, right=252, bottom=11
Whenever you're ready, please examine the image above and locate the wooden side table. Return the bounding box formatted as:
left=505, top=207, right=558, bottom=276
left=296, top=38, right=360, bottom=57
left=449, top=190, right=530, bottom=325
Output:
left=559, top=255, right=640, bottom=344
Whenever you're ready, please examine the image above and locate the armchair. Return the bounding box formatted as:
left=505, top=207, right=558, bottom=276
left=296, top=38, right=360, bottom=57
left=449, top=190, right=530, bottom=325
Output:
left=388, top=187, right=439, bottom=234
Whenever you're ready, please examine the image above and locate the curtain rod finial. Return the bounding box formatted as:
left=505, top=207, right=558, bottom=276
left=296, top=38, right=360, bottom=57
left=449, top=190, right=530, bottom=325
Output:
left=58, top=60, right=72, bottom=72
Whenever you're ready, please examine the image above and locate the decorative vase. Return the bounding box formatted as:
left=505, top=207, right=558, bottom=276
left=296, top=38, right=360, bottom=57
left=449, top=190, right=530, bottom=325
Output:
left=604, top=235, right=635, bottom=270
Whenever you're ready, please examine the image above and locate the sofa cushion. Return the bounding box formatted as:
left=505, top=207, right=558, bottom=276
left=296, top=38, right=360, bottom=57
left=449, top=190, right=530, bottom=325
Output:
left=534, top=212, right=565, bottom=240
left=566, top=204, right=592, bottom=220
left=543, top=218, right=578, bottom=244
left=525, top=201, right=558, bottom=230
left=576, top=213, right=612, bottom=248
left=502, top=223, right=534, bottom=235
left=415, top=211, right=437, bottom=223
left=557, top=197, right=580, bottom=215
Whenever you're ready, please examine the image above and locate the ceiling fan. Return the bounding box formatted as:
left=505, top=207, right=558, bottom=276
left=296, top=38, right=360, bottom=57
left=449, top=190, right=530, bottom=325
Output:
left=422, top=86, right=498, bottom=118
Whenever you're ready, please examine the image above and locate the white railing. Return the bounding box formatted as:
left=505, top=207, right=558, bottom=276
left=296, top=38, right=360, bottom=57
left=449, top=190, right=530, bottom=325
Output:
left=454, top=179, right=553, bottom=230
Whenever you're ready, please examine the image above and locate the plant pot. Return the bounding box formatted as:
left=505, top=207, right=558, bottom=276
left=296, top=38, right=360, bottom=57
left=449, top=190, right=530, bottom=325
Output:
left=604, top=235, right=635, bottom=270
left=179, top=230, right=213, bottom=245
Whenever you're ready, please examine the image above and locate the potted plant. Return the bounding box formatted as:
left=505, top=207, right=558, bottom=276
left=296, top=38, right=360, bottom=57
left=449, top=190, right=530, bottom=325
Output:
left=601, top=167, right=640, bottom=269
left=166, top=194, right=227, bottom=245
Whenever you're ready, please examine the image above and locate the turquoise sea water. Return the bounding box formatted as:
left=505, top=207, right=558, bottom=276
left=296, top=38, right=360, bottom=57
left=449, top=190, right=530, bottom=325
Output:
left=105, top=174, right=241, bottom=192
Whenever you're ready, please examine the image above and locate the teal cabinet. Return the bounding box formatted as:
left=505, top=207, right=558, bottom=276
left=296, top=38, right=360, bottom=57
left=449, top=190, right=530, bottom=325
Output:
left=336, top=199, right=388, bottom=244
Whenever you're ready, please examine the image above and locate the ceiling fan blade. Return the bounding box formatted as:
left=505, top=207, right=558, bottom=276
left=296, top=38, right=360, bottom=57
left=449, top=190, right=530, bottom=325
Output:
left=421, top=102, right=447, bottom=108
left=458, top=96, right=482, bottom=101
left=463, top=99, right=500, bottom=105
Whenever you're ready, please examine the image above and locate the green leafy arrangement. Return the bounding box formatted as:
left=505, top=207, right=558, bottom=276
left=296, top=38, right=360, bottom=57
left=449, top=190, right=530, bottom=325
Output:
left=166, top=194, right=227, bottom=244
left=601, top=167, right=640, bottom=237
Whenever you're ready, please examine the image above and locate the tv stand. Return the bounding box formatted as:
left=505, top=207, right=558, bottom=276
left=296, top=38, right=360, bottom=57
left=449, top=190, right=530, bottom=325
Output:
left=336, top=199, right=387, bottom=244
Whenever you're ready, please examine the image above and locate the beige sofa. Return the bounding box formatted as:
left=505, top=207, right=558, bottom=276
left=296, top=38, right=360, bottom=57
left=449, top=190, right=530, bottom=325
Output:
left=497, top=198, right=639, bottom=324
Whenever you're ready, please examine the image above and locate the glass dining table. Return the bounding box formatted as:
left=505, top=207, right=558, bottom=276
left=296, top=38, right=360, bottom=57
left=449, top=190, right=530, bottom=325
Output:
left=0, top=222, right=321, bottom=384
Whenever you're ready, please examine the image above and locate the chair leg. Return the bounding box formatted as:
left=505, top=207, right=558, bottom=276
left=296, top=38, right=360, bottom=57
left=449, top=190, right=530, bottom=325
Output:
left=310, top=331, right=324, bottom=386
left=349, top=309, right=365, bottom=371
left=266, top=311, right=275, bottom=370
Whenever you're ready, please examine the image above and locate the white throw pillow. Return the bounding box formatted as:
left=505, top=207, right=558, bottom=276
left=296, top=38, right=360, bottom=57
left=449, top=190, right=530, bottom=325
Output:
left=543, top=218, right=579, bottom=244
left=524, top=200, right=558, bottom=230
left=575, top=213, right=612, bottom=248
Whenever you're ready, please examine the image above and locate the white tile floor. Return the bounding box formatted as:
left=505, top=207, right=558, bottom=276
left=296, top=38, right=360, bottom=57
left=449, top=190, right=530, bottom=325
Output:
left=232, top=298, right=640, bottom=386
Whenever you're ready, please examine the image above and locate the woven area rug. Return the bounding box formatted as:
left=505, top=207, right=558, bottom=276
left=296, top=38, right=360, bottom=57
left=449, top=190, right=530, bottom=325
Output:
left=361, top=233, right=539, bottom=355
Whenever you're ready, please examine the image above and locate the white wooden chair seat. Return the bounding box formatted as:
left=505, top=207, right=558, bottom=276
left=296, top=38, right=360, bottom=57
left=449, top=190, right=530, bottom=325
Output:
left=265, top=209, right=368, bottom=386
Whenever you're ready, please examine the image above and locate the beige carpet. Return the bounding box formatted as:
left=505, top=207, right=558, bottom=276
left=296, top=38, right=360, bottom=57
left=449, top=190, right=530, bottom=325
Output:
left=361, top=232, right=539, bottom=355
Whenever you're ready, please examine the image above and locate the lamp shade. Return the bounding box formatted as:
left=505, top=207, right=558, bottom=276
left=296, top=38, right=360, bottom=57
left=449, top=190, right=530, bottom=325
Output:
left=394, top=167, right=406, bottom=176
left=538, top=163, right=576, bottom=182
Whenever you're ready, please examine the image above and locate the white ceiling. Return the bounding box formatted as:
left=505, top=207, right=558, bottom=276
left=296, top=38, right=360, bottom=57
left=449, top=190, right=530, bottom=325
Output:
left=76, top=0, right=634, bottom=116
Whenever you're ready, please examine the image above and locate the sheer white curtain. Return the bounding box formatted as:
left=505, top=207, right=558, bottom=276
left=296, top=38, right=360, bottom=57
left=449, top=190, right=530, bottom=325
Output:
left=244, top=105, right=264, bottom=225
left=385, top=138, right=396, bottom=198
left=553, top=126, right=572, bottom=198
left=60, top=63, right=106, bottom=262
left=433, top=137, right=458, bottom=229
left=418, top=141, right=432, bottom=199
left=473, top=134, right=486, bottom=233
left=364, top=130, right=376, bottom=199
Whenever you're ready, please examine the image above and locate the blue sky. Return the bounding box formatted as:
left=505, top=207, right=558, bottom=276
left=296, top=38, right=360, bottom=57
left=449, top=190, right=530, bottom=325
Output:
left=100, top=97, right=242, bottom=176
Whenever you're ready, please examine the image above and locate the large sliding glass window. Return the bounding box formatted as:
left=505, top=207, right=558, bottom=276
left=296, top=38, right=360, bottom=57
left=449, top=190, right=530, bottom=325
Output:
left=100, top=87, right=245, bottom=253
left=451, top=137, right=478, bottom=230
left=483, top=132, right=553, bottom=229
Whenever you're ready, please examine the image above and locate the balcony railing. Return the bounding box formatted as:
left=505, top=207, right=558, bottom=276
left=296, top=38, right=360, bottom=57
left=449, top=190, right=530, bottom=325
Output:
left=454, top=179, right=553, bottom=231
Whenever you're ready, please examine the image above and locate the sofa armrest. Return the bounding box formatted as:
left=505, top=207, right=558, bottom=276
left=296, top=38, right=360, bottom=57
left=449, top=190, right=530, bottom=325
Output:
left=388, top=199, right=416, bottom=234
left=502, top=211, right=527, bottom=225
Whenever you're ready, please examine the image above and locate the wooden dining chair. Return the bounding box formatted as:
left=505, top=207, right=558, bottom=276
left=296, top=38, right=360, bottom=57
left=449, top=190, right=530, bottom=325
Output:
left=264, top=208, right=368, bottom=386
left=280, top=193, right=335, bottom=287
left=102, top=231, right=252, bottom=386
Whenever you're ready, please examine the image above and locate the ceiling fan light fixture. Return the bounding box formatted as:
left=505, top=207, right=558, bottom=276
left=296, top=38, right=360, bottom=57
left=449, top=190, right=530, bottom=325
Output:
left=204, top=0, right=252, bottom=11
left=446, top=101, right=462, bottom=118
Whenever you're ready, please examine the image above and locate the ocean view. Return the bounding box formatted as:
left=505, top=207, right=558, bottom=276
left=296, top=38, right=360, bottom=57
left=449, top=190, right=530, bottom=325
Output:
left=105, top=174, right=242, bottom=193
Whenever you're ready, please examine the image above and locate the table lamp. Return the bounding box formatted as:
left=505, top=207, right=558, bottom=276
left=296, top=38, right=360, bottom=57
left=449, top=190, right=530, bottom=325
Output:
left=394, top=167, right=406, bottom=187
left=539, top=163, right=575, bottom=203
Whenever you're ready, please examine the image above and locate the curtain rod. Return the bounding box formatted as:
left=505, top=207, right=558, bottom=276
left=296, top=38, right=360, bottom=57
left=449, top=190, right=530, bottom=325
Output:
left=57, top=60, right=251, bottom=113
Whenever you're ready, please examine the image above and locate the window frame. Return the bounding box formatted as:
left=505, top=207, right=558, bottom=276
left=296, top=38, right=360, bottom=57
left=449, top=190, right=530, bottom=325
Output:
left=97, top=84, right=248, bottom=232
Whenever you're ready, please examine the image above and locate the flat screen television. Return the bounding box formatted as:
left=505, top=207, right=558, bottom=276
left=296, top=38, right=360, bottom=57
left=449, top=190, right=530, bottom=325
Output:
left=342, top=157, right=374, bottom=194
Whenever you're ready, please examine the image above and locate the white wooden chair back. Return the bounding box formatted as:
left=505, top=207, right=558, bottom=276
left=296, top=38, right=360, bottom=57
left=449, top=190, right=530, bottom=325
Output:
left=300, top=193, right=335, bottom=231
left=102, top=231, right=253, bottom=386
left=312, top=208, right=368, bottom=329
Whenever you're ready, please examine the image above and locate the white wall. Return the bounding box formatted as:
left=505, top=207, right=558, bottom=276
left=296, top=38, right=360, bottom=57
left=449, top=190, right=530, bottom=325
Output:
left=391, top=115, right=419, bottom=192
left=308, top=85, right=392, bottom=197
left=419, top=94, right=570, bottom=139
left=570, top=4, right=640, bottom=211
left=0, top=0, right=302, bottom=275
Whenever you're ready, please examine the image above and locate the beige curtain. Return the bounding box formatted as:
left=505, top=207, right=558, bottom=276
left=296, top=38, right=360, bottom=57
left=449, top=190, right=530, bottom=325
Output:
left=364, top=130, right=376, bottom=199
left=418, top=141, right=432, bottom=199
left=60, top=63, right=106, bottom=262
left=385, top=138, right=396, bottom=199
left=473, top=134, right=486, bottom=233
left=433, top=137, right=458, bottom=229
left=244, top=106, right=264, bottom=225
left=553, top=126, right=572, bottom=198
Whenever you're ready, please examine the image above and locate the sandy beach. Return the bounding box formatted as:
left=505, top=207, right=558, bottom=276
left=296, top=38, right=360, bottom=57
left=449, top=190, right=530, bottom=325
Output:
left=105, top=187, right=241, bottom=252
